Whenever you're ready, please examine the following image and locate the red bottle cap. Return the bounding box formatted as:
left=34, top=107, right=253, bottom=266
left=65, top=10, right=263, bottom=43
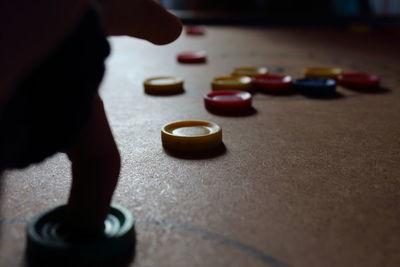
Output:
left=177, top=51, right=207, bottom=63
left=252, top=74, right=293, bottom=93
left=204, top=90, right=252, bottom=114
left=186, top=26, right=205, bottom=35
left=338, top=72, right=380, bottom=90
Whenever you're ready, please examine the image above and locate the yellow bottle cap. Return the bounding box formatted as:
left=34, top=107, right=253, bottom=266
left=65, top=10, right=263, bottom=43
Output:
left=211, top=76, right=252, bottom=91
left=304, top=67, right=342, bottom=79
left=144, top=76, right=184, bottom=95
left=231, top=66, right=268, bottom=76
left=161, top=120, right=222, bottom=151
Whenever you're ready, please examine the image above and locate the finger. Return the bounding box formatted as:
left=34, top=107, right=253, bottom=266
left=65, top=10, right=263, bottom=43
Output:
left=66, top=94, right=120, bottom=233
left=98, top=0, right=182, bottom=45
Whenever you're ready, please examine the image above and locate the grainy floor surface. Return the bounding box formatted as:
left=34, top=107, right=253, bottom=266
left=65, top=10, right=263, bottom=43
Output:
left=1, top=26, right=400, bottom=267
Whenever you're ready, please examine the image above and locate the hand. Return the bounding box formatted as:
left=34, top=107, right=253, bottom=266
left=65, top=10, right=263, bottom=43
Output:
left=97, top=0, right=183, bottom=44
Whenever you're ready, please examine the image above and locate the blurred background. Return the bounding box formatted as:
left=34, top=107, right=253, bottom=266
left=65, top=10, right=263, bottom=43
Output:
left=155, top=0, right=400, bottom=27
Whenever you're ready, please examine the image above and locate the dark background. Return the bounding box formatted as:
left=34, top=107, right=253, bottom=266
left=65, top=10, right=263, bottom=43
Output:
left=156, top=0, right=400, bottom=26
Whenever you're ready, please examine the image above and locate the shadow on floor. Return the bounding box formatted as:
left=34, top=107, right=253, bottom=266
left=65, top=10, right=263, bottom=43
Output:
left=206, top=107, right=258, bottom=117
left=301, top=91, right=345, bottom=100
left=344, top=86, right=391, bottom=94
left=24, top=238, right=136, bottom=267
left=164, top=143, right=227, bottom=160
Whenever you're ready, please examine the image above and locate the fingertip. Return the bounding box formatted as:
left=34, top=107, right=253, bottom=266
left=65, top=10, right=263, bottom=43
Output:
left=100, top=0, right=183, bottom=45
left=150, top=15, right=182, bottom=45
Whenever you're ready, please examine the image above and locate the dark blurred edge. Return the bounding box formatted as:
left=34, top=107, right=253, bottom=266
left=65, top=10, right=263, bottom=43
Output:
left=171, top=9, right=400, bottom=28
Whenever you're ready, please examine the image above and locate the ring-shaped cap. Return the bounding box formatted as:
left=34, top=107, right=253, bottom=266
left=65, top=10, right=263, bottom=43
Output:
left=252, top=74, right=293, bottom=92
left=161, top=120, right=222, bottom=151
left=212, top=76, right=253, bottom=92
left=293, top=78, right=337, bottom=96
left=304, top=67, right=342, bottom=79
left=144, top=76, right=184, bottom=95
left=232, top=66, right=268, bottom=76
left=177, top=51, right=207, bottom=63
left=338, top=72, right=380, bottom=90
left=204, top=90, right=252, bottom=113
left=186, top=26, right=205, bottom=35
left=26, top=204, right=135, bottom=266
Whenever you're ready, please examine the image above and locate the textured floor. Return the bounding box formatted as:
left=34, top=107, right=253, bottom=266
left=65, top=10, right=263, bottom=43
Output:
left=1, top=26, right=400, bottom=267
